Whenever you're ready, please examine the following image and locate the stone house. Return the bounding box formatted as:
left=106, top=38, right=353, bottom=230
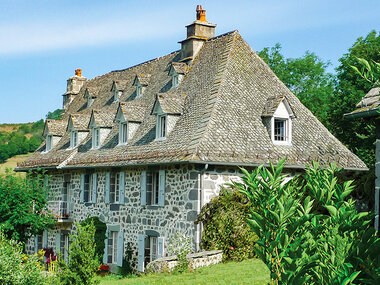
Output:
left=17, top=6, right=366, bottom=272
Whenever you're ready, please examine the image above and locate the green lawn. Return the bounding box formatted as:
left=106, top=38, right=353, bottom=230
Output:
left=99, top=258, right=269, bottom=285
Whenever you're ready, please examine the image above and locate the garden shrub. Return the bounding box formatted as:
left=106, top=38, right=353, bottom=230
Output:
left=57, top=222, right=100, bottom=285
left=0, top=231, right=53, bottom=285
left=168, top=232, right=192, bottom=273
left=81, top=216, right=107, bottom=264
left=120, top=242, right=137, bottom=276
left=231, top=158, right=380, bottom=284
left=196, top=188, right=258, bottom=261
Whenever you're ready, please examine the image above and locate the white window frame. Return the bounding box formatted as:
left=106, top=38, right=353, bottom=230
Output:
left=87, top=96, right=93, bottom=107
left=119, top=122, right=128, bottom=145
left=46, top=135, right=52, bottom=152
left=156, top=115, right=167, bottom=140
left=92, top=127, right=100, bottom=149
left=172, top=74, right=179, bottom=88
left=271, top=117, right=292, bottom=145
left=83, top=173, right=94, bottom=203
left=60, top=232, right=69, bottom=262
left=107, top=231, right=118, bottom=264
left=146, top=171, right=160, bottom=206
left=70, top=130, right=78, bottom=149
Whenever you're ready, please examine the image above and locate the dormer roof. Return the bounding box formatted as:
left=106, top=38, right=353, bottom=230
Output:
left=83, top=86, right=97, bottom=98
left=133, top=74, right=151, bottom=86
left=262, top=96, right=295, bottom=118
left=115, top=101, right=147, bottom=123
left=88, top=110, right=114, bottom=128
left=67, top=113, right=91, bottom=131
left=169, top=62, right=188, bottom=75
left=43, top=119, right=67, bottom=136
left=152, top=92, right=186, bottom=115
left=111, top=80, right=128, bottom=92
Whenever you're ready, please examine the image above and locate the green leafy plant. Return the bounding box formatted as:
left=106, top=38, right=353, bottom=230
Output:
left=231, top=158, right=379, bottom=284
left=168, top=232, right=192, bottom=273
left=56, top=222, right=100, bottom=285
left=80, top=216, right=107, bottom=264
left=196, top=188, right=258, bottom=261
left=350, top=57, right=379, bottom=86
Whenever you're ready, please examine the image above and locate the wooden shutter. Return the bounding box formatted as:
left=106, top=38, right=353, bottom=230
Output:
left=117, top=231, right=124, bottom=266
left=140, top=171, right=147, bottom=206
left=80, top=174, right=85, bottom=202
left=103, top=230, right=108, bottom=264
left=43, top=231, right=48, bottom=248
left=55, top=232, right=60, bottom=255
left=105, top=172, right=110, bottom=204
left=119, top=171, right=125, bottom=205
left=158, top=170, right=165, bottom=206
left=137, top=234, right=145, bottom=272
left=92, top=173, right=97, bottom=203
left=157, top=237, right=165, bottom=259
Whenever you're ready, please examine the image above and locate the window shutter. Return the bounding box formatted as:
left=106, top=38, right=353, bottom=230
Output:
left=117, top=231, right=124, bottom=266
left=140, top=171, right=147, bottom=206
left=80, top=174, right=85, bottom=202
left=157, top=237, right=165, bottom=259
left=43, top=231, right=48, bottom=248
left=119, top=171, right=125, bottom=205
left=158, top=170, right=165, bottom=206
left=92, top=173, right=97, bottom=203
left=137, top=234, right=145, bottom=272
left=105, top=172, right=110, bottom=204
left=103, top=230, right=108, bottom=264
left=55, top=232, right=60, bottom=255
left=34, top=236, right=38, bottom=254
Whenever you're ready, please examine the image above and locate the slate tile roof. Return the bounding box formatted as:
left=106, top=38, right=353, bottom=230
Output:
left=345, top=87, right=380, bottom=118
left=44, top=119, right=67, bottom=136
left=69, top=113, right=91, bottom=131
left=90, top=110, right=114, bottom=128
left=170, top=62, right=188, bottom=74
left=18, top=30, right=367, bottom=171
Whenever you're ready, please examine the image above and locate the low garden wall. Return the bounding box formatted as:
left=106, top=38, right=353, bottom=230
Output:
left=146, top=250, right=223, bottom=273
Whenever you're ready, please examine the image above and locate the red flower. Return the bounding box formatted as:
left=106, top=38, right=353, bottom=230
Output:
left=230, top=246, right=234, bottom=250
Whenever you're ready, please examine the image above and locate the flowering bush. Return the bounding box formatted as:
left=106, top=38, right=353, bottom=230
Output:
left=98, top=264, right=109, bottom=272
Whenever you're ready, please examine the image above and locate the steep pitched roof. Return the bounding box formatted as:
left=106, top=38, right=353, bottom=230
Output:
left=89, top=110, right=114, bottom=128
left=345, top=87, right=380, bottom=118
left=17, top=31, right=366, bottom=171
left=68, top=113, right=91, bottom=131
left=118, top=101, right=147, bottom=122
left=43, top=119, right=67, bottom=136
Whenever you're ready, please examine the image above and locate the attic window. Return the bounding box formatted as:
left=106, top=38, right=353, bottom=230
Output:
left=119, top=122, right=128, bottom=145
left=172, top=74, right=179, bottom=88
left=136, top=84, right=142, bottom=98
left=92, top=127, right=100, bottom=149
left=88, top=96, right=93, bottom=107
left=274, top=119, right=288, bottom=142
left=46, top=135, right=52, bottom=152
left=156, top=115, right=167, bottom=140
left=70, top=130, right=78, bottom=148
left=270, top=99, right=293, bottom=146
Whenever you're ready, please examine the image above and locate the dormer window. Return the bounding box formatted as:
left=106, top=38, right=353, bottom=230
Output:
left=92, top=127, right=100, bottom=149
left=136, top=84, right=142, bottom=98
left=172, top=74, right=179, bottom=88
left=88, top=96, right=93, bottom=107
left=119, top=122, right=128, bottom=145
left=157, top=115, right=167, bottom=140
left=274, top=119, right=288, bottom=142
left=46, top=135, right=52, bottom=152
left=70, top=130, right=78, bottom=148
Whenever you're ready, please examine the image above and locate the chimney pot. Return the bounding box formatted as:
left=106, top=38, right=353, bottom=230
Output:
left=75, top=68, right=82, bottom=77
left=196, top=5, right=206, bottom=21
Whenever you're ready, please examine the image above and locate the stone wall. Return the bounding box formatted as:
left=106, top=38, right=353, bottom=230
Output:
left=146, top=250, right=223, bottom=273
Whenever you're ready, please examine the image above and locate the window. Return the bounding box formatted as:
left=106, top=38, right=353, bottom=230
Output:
left=87, top=96, right=93, bottom=107
left=107, top=231, right=118, bottom=264
left=81, top=173, right=97, bottom=203
left=70, top=131, right=78, bottom=148
left=138, top=233, right=164, bottom=272
left=119, top=123, right=128, bottom=145
left=59, top=182, right=69, bottom=218
left=114, top=89, right=119, bottom=102
left=110, top=172, right=120, bottom=204
left=274, top=119, right=286, bottom=141
left=157, top=115, right=166, bottom=139
left=146, top=171, right=160, bottom=205
left=136, top=85, right=142, bottom=98
left=46, top=135, right=52, bottom=151
left=60, top=232, right=69, bottom=262
left=172, top=74, right=179, bottom=88
left=92, top=127, right=100, bottom=149
left=144, top=236, right=158, bottom=266
left=141, top=170, right=165, bottom=207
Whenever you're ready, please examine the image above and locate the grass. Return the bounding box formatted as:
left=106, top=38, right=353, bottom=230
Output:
left=99, top=258, right=269, bottom=285
left=0, top=153, right=32, bottom=175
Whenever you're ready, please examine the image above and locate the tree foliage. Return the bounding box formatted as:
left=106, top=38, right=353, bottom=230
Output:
left=57, top=222, right=100, bottom=285
left=196, top=188, right=258, bottom=261
left=0, top=171, right=55, bottom=246
left=231, top=159, right=380, bottom=285
left=46, top=109, right=63, bottom=120
left=80, top=217, right=107, bottom=264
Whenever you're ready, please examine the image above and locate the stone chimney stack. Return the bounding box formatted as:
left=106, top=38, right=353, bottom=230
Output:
left=179, top=5, right=216, bottom=63
left=63, top=68, right=87, bottom=110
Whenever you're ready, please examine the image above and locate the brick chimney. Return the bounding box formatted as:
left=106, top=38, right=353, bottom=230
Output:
left=63, top=69, right=87, bottom=110
left=179, top=5, right=216, bottom=63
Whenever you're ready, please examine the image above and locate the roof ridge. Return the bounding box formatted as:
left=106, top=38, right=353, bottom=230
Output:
left=189, top=31, right=239, bottom=158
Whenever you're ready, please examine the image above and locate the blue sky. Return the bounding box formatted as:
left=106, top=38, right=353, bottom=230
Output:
left=0, top=0, right=378, bottom=123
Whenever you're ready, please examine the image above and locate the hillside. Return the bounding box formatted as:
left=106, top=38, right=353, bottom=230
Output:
left=0, top=153, right=32, bottom=174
